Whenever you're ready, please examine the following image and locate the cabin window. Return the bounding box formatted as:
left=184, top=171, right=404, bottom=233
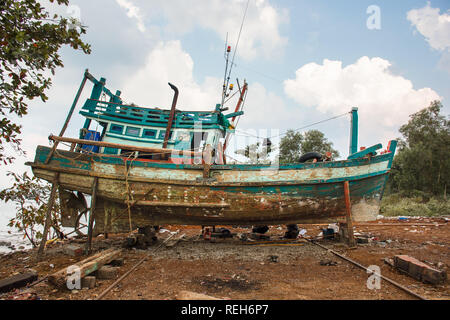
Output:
left=191, top=132, right=208, bottom=151
left=104, top=147, right=119, bottom=155
left=109, top=124, right=123, bottom=134
left=126, top=126, right=140, bottom=137
left=158, top=130, right=173, bottom=140
left=142, top=129, right=157, bottom=138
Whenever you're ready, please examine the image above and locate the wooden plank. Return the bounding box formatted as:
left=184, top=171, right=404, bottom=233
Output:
left=49, top=135, right=202, bottom=157
left=86, top=177, right=98, bottom=254
left=37, top=173, right=60, bottom=256
left=0, top=272, right=38, bottom=294
left=127, top=200, right=230, bottom=208
left=48, top=248, right=121, bottom=289
left=343, top=181, right=356, bottom=247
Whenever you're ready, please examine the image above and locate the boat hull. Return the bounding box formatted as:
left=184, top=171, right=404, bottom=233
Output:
left=28, top=146, right=394, bottom=233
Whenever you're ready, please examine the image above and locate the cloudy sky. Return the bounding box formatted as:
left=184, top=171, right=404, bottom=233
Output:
left=1, top=0, right=449, bottom=221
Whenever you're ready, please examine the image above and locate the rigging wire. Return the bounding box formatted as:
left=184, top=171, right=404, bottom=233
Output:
left=234, top=111, right=350, bottom=140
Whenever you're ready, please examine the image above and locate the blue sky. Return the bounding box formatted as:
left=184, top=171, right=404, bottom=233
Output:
left=1, top=0, right=449, bottom=223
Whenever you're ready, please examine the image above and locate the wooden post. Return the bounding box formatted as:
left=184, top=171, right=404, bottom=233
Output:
left=203, top=144, right=213, bottom=178
left=85, top=177, right=99, bottom=254
left=37, top=173, right=60, bottom=256
left=343, top=181, right=356, bottom=247
left=45, top=71, right=89, bottom=164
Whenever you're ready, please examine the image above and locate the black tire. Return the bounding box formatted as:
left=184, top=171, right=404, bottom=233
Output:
left=298, top=152, right=322, bottom=163
left=252, top=226, right=269, bottom=234
left=284, top=224, right=299, bottom=239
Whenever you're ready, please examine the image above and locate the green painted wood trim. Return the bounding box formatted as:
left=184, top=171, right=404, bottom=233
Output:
left=347, top=143, right=382, bottom=160
left=350, top=107, right=358, bottom=155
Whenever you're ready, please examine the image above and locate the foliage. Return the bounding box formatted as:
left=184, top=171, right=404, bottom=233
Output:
left=278, top=130, right=303, bottom=164
left=388, top=101, right=450, bottom=197
left=0, top=0, right=91, bottom=163
left=279, top=129, right=339, bottom=164
left=380, top=193, right=450, bottom=217
left=0, top=171, right=60, bottom=247
left=235, top=139, right=274, bottom=164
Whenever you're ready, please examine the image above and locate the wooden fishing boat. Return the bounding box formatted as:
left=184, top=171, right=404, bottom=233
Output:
left=26, top=68, right=397, bottom=240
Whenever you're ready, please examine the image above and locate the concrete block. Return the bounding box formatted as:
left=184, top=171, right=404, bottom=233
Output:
left=394, top=255, right=447, bottom=285
left=63, top=244, right=83, bottom=257
left=422, top=268, right=447, bottom=285
left=393, top=255, right=411, bottom=272
left=81, top=276, right=96, bottom=289
left=96, top=266, right=118, bottom=280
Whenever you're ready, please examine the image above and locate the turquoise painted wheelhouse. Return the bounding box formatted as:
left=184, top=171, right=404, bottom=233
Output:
left=77, top=72, right=241, bottom=160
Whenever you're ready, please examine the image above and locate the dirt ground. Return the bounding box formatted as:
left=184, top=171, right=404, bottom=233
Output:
left=0, top=217, right=448, bottom=300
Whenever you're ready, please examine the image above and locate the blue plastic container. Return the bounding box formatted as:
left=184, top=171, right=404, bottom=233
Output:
left=81, top=130, right=101, bottom=153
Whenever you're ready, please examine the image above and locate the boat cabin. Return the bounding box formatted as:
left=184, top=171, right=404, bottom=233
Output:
left=77, top=74, right=242, bottom=163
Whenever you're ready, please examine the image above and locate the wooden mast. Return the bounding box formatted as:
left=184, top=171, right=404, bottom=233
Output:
left=222, top=81, right=248, bottom=163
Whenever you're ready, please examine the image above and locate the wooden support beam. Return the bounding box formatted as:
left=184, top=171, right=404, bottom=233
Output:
left=343, top=181, right=356, bottom=247
left=45, top=71, right=89, bottom=164
left=203, top=144, right=213, bottom=178
left=37, top=173, right=60, bottom=256
left=48, top=248, right=121, bottom=289
left=85, top=177, right=98, bottom=254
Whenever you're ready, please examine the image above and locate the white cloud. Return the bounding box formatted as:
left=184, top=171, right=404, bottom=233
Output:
left=407, top=2, right=450, bottom=73
left=119, top=41, right=223, bottom=110
left=140, top=0, right=288, bottom=60
left=116, top=0, right=146, bottom=33
left=283, top=57, right=441, bottom=145
left=407, top=2, right=450, bottom=51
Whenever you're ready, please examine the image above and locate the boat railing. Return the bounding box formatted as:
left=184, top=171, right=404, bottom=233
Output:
left=80, top=99, right=224, bottom=128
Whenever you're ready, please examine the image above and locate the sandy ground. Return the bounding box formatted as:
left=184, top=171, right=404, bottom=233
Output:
left=0, top=217, right=448, bottom=300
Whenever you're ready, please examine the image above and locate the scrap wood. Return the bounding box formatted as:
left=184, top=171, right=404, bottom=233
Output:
left=48, top=248, right=121, bottom=289
left=95, top=231, right=178, bottom=300
left=0, top=272, right=38, bottom=294
left=165, top=233, right=186, bottom=247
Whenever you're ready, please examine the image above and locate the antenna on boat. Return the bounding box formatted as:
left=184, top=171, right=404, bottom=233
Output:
left=221, top=34, right=232, bottom=108
left=220, top=0, right=250, bottom=109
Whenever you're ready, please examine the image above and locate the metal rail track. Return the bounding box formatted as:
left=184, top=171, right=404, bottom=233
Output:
left=95, top=232, right=179, bottom=300
left=306, top=239, right=428, bottom=300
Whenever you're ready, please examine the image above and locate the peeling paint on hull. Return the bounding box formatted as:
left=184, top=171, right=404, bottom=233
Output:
left=28, top=146, right=394, bottom=233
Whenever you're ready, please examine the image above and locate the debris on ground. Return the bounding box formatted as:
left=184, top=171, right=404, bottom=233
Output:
left=3, top=289, right=39, bottom=300
left=0, top=218, right=449, bottom=300
left=0, top=271, right=38, bottom=293
left=393, top=255, right=447, bottom=285
left=384, top=257, right=395, bottom=267
left=319, top=260, right=338, bottom=266
left=48, top=248, right=121, bottom=289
